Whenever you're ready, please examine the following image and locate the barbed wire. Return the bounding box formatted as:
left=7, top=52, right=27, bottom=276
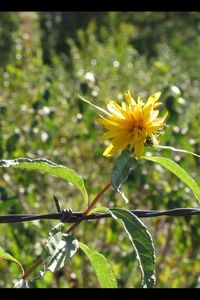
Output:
left=0, top=208, right=200, bottom=224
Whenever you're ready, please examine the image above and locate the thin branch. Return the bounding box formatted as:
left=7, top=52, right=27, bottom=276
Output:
left=22, top=258, right=43, bottom=280
left=66, top=181, right=112, bottom=233
left=20, top=181, right=112, bottom=280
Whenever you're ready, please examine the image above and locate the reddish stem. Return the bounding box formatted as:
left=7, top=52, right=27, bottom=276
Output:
left=22, top=258, right=43, bottom=280
left=21, top=181, right=112, bottom=280
left=66, top=181, right=112, bottom=233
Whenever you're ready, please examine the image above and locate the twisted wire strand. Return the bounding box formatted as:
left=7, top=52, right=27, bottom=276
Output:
left=0, top=208, right=200, bottom=224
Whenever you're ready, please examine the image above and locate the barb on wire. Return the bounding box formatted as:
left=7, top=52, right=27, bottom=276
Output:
left=0, top=208, right=200, bottom=224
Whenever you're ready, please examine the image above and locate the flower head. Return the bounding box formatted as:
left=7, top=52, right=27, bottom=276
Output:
left=97, top=90, right=168, bottom=159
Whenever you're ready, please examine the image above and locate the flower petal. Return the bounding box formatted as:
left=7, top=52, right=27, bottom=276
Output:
left=107, top=101, right=126, bottom=119
left=97, top=116, right=120, bottom=128
left=125, top=90, right=136, bottom=105
left=98, top=90, right=167, bottom=159
left=99, top=131, right=117, bottom=141
left=150, top=110, right=159, bottom=120
left=103, top=143, right=119, bottom=157
left=149, top=133, right=159, bottom=146
left=133, top=140, right=144, bottom=160
left=145, top=92, right=161, bottom=108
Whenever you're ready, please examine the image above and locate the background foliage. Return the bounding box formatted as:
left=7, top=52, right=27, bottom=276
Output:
left=0, top=12, right=200, bottom=288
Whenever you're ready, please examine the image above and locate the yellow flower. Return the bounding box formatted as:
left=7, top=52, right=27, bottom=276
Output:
left=97, top=90, right=168, bottom=159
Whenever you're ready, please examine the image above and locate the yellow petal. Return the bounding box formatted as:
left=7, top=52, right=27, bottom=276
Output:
left=97, top=116, right=120, bottom=128
left=133, top=140, right=144, bottom=160
left=125, top=90, right=136, bottom=105
left=103, top=143, right=118, bottom=157
left=107, top=101, right=126, bottom=119
left=150, top=110, right=159, bottom=120
left=153, top=102, right=162, bottom=108
left=142, top=104, right=154, bottom=121
left=132, top=127, right=147, bottom=143
left=130, top=105, right=142, bottom=122
left=149, top=133, right=159, bottom=146
left=137, top=96, right=143, bottom=106
left=121, top=102, right=133, bottom=119
left=146, top=111, right=168, bottom=129
left=112, top=133, right=133, bottom=148
left=98, top=90, right=168, bottom=159
left=145, top=92, right=161, bottom=108
left=99, top=131, right=117, bottom=141
left=149, top=92, right=161, bottom=102
left=153, top=111, right=168, bottom=124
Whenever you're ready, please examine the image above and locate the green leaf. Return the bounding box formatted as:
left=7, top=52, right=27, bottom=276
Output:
left=42, top=223, right=78, bottom=273
left=112, top=149, right=135, bottom=189
left=144, top=145, right=200, bottom=159
left=92, top=207, right=156, bottom=288
left=0, top=246, right=24, bottom=276
left=14, top=279, right=29, bottom=288
left=78, top=95, right=111, bottom=116
left=79, top=242, right=117, bottom=288
left=111, top=149, right=136, bottom=204
left=156, top=145, right=200, bottom=159
left=144, top=156, right=200, bottom=203
left=0, top=158, right=88, bottom=205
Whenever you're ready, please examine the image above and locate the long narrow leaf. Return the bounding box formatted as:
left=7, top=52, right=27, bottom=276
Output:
left=0, top=158, right=88, bottom=205
left=0, top=246, right=24, bottom=276
left=156, top=145, right=200, bottom=159
left=92, top=207, right=156, bottom=288
left=111, top=149, right=135, bottom=204
left=144, top=156, right=200, bottom=203
left=78, top=95, right=111, bottom=116
left=79, top=242, right=117, bottom=288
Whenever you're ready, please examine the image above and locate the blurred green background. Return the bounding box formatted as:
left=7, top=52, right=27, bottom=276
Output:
left=0, top=12, right=200, bottom=288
